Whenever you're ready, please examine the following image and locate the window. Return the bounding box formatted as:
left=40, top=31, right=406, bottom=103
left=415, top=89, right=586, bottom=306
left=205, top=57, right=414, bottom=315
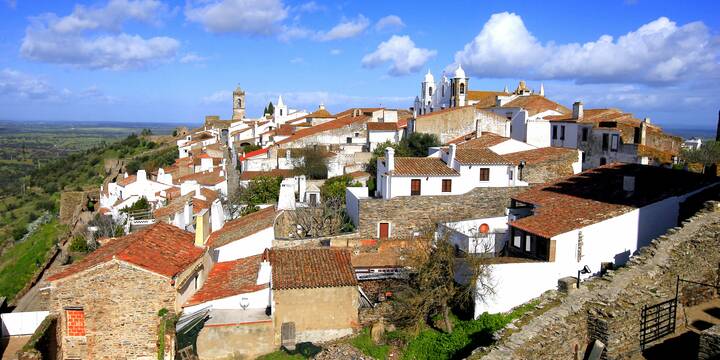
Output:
left=525, top=234, right=532, bottom=252
left=429, top=87, right=433, bottom=96
left=479, top=168, right=490, bottom=182
left=560, top=125, right=566, bottom=140
left=459, top=83, right=465, bottom=94
left=411, top=179, right=421, bottom=195
left=354, top=132, right=360, bottom=137
left=600, top=157, right=607, bottom=166
left=552, top=126, right=558, bottom=140
left=581, top=152, right=586, bottom=163
left=280, top=109, right=283, bottom=116
left=513, top=232, right=522, bottom=248
left=309, top=193, right=317, bottom=204
left=442, top=179, right=452, bottom=192
left=194, top=273, right=199, bottom=290
left=509, top=170, right=514, bottom=180
left=442, top=85, right=445, bottom=97
left=602, top=134, right=609, bottom=151
left=634, top=127, right=641, bottom=144
left=346, top=137, right=352, bottom=144
left=379, top=223, right=390, bottom=239
left=582, top=128, right=589, bottom=142
left=610, top=134, right=619, bottom=152
left=65, top=308, right=86, bottom=337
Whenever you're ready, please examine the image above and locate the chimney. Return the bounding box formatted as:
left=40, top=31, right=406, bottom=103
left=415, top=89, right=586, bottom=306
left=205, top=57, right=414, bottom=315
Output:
left=640, top=118, right=649, bottom=145
left=385, top=147, right=395, bottom=173
left=194, top=209, right=210, bottom=247
left=137, top=169, right=147, bottom=181
left=285, top=149, right=291, bottom=160
left=623, top=176, right=635, bottom=194
left=448, top=144, right=457, bottom=168
left=318, top=103, right=326, bottom=111
left=257, top=258, right=271, bottom=285
left=644, top=117, right=651, bottom=124
left=572, top=101, right=584, bottom=119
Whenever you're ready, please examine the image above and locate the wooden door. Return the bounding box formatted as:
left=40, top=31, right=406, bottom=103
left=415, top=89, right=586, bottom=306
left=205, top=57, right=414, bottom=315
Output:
left=411, top=179, right=421, bottom=195
left=379, top=223, right=389, bottom=239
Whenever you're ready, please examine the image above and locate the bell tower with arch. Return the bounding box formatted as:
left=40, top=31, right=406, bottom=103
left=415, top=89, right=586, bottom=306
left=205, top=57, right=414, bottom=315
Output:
left=450, top=64, right=469, bottom=108
left=232, top=85, right=246, bottom=120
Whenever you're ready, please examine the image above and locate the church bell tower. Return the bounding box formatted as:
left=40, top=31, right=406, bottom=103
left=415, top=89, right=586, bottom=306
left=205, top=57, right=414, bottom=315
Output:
left=232, top=85, right=246, bottom=120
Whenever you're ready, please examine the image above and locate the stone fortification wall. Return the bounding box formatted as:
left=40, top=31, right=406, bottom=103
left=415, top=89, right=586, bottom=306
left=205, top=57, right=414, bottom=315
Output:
left=479, top=202, right=720, bottom=360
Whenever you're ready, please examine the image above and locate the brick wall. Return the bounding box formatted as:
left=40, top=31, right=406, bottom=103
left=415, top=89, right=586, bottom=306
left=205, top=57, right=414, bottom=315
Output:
left=356, top=187, right=524, bottom=239
left=50, top=260, right=177, bottom=359
left=479, top=202, right=720, bottom=360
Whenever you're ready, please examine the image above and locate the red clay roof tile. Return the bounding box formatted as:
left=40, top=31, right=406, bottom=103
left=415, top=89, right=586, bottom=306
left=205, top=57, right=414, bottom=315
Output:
left=269, top=248, right=357, bottom=290
left=185, top=254, right=267, bottom=306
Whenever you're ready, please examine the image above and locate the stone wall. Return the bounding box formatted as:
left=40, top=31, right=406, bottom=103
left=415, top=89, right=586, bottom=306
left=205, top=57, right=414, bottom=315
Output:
left=273, top=286, right=360, bottom=344
left=521, top=151, right=579, bottom=184
left=357, top=187, right=523, bottom=239
left=50, top=260, right=177, bottom=359
left=699, top=324, right=720, bottom=360
left=196, top=321, right=275, bottom=359
left=478, top=201, right=720, bottom=360
left=414, top=107, right=508, bottom=144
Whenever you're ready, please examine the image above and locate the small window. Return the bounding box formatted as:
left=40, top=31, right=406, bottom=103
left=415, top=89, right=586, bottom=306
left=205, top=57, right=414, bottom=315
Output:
left=602, top=134, right=609, bottom=151
left=442, top=179, right=452, bottom=192
left=611, top=134, right=619, bottom=152
left=600, top=157, right=607, bottom=166
left=479, top=168, right=490, bottom=182
left=354, top=132, right=360, bottom=137
left=460, top=83, right=465, bottom=94
left=513, top=231, right=522, bottom=248
left=509, top=170, right=514, bottom=180
left=525, top=235, right=532, bottom=252
left=280, top=109, right=283, bottom=116
left=346, top=137, right=352, bottom=144
left=552, top=126, right=558, bottom=140
left=582, top=128, right=589, bottom=142
left=581, top=152, right=586, bottom=163
left=442, top=85, right=445, bottom=97
left=429, top=87, right=433, bottom=96
left=634, top=127, right=641, bottom=144
left=560, top=125, right=566, bottom=140
left=65, top=308, right=86, bottom=337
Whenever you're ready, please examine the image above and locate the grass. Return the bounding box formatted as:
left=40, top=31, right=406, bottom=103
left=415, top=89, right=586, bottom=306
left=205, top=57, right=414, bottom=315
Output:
left=399, top=301, right=539, bottom=360
left=0, top=220, right=63, bottom=301
left=256, top=343, right=322, bottom=360
left=351, top=327, right=391, bottom=359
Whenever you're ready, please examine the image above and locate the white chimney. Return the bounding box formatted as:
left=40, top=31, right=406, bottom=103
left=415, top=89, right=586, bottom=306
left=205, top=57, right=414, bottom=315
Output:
left=623, top=176, right=635, bottom=193
left=385, top=147, right=395, bottom=173
left=448, top=144, right=457, bottom=169
left=137, top=169, right=147, bottom=181
left=257, top=259, right=271, bottom=285
left=298, top=175, right=307, bottom=202
left=573, top=101, right=584, bottom=119
left=318, top=103, right=326, bottom=110
left=643, top=117, right=651, bottom=124
left=286, top=149, right=291, bottom=160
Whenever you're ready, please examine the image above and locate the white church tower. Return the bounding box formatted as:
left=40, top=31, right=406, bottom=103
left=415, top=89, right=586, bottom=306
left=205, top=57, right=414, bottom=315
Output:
left=450, top=64, right=468, bottom=108
left=274, top=95, right=288, bottom=124
left=232, top=85, right=246, bottom=120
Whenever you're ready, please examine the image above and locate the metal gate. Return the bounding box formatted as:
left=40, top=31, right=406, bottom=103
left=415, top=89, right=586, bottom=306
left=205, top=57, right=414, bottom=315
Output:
left=640, top=297, right=677, bottom=350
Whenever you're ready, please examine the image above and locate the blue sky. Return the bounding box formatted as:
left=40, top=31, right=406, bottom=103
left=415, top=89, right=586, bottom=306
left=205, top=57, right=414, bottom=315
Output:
left=0, top=0, right=718, bottom=130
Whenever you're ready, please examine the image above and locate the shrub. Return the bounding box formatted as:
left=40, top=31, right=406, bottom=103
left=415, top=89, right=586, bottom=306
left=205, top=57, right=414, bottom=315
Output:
left=69, top=235, right=89, bottom=253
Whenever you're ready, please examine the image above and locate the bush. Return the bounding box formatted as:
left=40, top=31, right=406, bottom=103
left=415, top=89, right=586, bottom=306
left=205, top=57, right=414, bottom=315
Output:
left=320, top=175, right=361, bottom=202
left=69, top=235, right=89, bottom=253
left=294, top=147, right=328, bottom=179
left=351, top=328, right=390, bottom=359
left=11, top=225, right=28, bottom=241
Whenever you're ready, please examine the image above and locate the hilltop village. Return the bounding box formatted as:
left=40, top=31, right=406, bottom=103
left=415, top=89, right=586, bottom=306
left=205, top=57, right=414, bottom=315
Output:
left=12, top=67, right=720, bottom=360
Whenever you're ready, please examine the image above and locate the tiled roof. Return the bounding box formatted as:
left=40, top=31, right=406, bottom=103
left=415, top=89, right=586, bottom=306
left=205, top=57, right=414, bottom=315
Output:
left=509, top=163, right=718, bottom=238
left=637, top=144, right=675, bottom=164
left=306, top=108, right=334, bottom=119
left=240, top=147, right=269, bottom=161
left=385, top=157, right=459, bottom=176
left=269, top=248, right=357, bottom=290
left=176, top=170, right=225, bottom=186
left=239, top=169, right=294, bottom=181
left=346, top=171, right=370, bottom=179
left=207, top=206, right=278, bottom=248
left=185, top=254, right=267, bottom=306
left=367, top=122, right=398, bottom=131
left=503, top=95, right=570, bottom=116
left=48, top=223, right=203, bottom=281
left=275, top=109, right=373, bottom=145
left=416, top=105, right=473, bottom=119
left=502, top=147, right=578, bottom=165
left=467, top=90, right=506, bottom=108
left=153, top=193, right=193, bottom=219
left=454, top=148, right=512, bottom=165
left=455, top=132, right=509, bottom=148
left=352, top=248, right=404, bottom=268
left=275, top=124, right=294, bottom=136
left=117, top=175, right=136, bottom=186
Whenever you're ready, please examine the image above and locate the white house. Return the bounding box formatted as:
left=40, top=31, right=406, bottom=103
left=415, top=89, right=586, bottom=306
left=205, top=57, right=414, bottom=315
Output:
left=207, top=206, right=278, bottom=262
left=177, top=131, right=219, bottom=158
left=464, top=163, right=719, bottom=317
left=99, top=169, right=173, bottom=219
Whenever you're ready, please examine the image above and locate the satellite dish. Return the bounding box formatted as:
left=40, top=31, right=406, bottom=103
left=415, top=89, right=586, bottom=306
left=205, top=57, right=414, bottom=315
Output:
left=479, top=223, right=490, bottom=234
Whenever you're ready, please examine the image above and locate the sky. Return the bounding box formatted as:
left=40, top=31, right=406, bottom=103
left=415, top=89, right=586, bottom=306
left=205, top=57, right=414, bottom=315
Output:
left=0, top=0, right=718, bottom=130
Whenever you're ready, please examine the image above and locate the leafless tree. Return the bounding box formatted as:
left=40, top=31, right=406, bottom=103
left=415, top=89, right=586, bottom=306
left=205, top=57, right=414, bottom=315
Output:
left=287, top=197, right=351, bottom=238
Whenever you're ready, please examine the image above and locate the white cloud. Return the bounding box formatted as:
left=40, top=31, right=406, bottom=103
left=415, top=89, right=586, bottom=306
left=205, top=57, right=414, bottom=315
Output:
left=0, top=68, right=117, bottom=103
left=454, top=12, right=720, bottom=85
left=5, top=0, right=16, bottom=9
left=375, top=15, right=404, bottom=31
left=180, top=53, right=207, bottom=64
left=330, top=49, right=341, bottom=55
left=362, top=35, right=436, bottom=76
left=295, top=1, right=323, bottom=13
left=185, top=0, right=288, bottom=35
left=21, top=0, right=179, bottom=70
left=202, top=90, right=232, bottom=104
left=317, top=15, right=369, bottom=41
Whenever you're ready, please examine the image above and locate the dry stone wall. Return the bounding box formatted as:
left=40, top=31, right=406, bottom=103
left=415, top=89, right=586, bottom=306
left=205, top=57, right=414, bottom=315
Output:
left=478, top=201, right=720, bottom=360
left=357, top=187, right=524, bottom=239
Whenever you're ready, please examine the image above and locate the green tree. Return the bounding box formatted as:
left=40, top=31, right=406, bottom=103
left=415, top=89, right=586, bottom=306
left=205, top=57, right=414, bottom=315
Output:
left=320, top=175, right=362, bottom=202
left=121, top=197, right=151, bottom=216
left=402, top=132, right=441, bottom=157
left=264, top=101, right=275, bottom=116
left=682, top=140, right=720, bottom=170
left=294, top=147, right=328, bottom=179
left=227, top=176, right=283, bottom=217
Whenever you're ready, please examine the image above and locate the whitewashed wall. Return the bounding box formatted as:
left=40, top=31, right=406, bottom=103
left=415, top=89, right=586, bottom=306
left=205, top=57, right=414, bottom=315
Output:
left=214, top=227, right=274, bottom=262
left=1, top=311, right=49, bottom=336
left=345, top=187, right=369, bottom=227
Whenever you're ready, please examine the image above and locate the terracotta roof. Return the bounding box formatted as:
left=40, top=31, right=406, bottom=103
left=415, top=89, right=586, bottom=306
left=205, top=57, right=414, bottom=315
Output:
left=454, top=148, right=512, bottom=165
left=185, top=254, right=267, bottom=306
left=306, top=108, right=334, bottom=119
left=176, top=170, right=225, bottom=186
left=269, top=248, right=357, bottom=290
left=637, top=144, right=675, bottom=164
left=193, top=198, right=211, bottom=213
left=153, top=193, right=193, bottom=219
left=275, top=109, right=373, bottom=146
left=385, top=157, right=459, bottom=176
left=467, top=90, right=506, bottom=108
left=48, top=223, right=203, bottom=281
left=503, top=95, right=570, bottom=116
left=207, top=206, right=278, bottom=248
left=275, top=124, right=294, bottom=136
left=502, top=147, right=579, bottom=165
left=416, top=105, right=473, bottom=119
left=367, top=122, right=398, bottom=131
left=200, top=188, right=218, bottom=202
left=455, top=132, right=509, bottom=148
left=117, top=175, right=136, bottom=186
left=240, top=147, right=269, bottom=161
left=239, top=169, right=294, bottom=181
left=230, top=127, right=252, bottom=136
left=509, top=163, right=718, bottom=238
left=346, top=171, right=370, bottom=179
left=352, top=248, right=404, bottom=269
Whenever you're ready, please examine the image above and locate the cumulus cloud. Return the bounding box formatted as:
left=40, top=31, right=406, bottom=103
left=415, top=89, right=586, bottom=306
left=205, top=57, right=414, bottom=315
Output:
left=0, top=68, right=117, bottom=103
left=454, top=12, right=720, bottom=85
left=362, top=35, right=436, bottom=76
left=295, top=1, right=323, bottom=13
left=375, top=15, right=404, bottom=31
left=179, top=53, right=207, bottom=64
left=317, top=15, right=369, bottom=41
left=20, top=0, right=179, bottom=70
left=185, top=0, right=288, bottom=35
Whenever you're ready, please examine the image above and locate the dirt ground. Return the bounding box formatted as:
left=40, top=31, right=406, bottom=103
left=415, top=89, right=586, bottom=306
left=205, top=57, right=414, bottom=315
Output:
left=0, top=336, right=30, bottom=360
